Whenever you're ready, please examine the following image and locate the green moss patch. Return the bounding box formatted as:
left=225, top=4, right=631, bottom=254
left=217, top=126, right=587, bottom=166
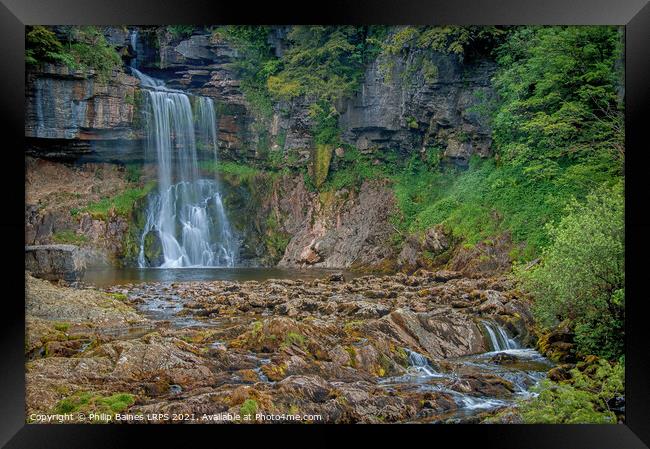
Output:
left=52, top=391, right=135, bottom=416
left=51, top=229, right=89, bottom=245
left=82, top=181, right=155, bottom=220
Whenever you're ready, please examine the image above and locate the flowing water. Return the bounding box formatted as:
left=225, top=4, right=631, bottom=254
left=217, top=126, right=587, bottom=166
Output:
left=129, top=29, right=138, bottom=69
left=481, top=319, right=520, bottom=351
left=380, top=323, right=551, bottom=422
left=132, top=68, right=238, bottom=268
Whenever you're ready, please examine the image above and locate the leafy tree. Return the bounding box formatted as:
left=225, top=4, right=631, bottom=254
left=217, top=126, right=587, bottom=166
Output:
left=25, top=26, right=74, bottom=66
left=381, top=26, right=506, bottom=59
left=518, top=182, right=624, bottom=359
left=492, top=26, right=624, bottom=169
left=67, top=27, right=123, bottom=82
left=267, top=26, right=379, bottom=103
left=379, top=26, right=507, bottom=83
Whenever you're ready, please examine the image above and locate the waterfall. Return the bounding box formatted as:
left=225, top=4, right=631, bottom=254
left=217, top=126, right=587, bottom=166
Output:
left=481, top=320, right=519, bottom=351
left=129, top=29, right=138, bottom=69
left=405, top=348, right=439, bottom=377
left=133, top=68, right=238, bottom=268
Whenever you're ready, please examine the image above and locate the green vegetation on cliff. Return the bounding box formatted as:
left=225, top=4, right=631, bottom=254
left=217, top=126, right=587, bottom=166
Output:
left=267, top=26, right=383, bottom=102
left=26, top=26, right=122, bottom=82
left=380, top=26, right=506, bottom=82
left=213, top=26, right=277, bottom=118
left=81, top=181, right=155, bottom=220
left=51, top=229, right=89, bottom=245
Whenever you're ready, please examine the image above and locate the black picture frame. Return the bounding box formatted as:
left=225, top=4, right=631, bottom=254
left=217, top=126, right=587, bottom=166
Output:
left=2, top=1, right=649, bottom=447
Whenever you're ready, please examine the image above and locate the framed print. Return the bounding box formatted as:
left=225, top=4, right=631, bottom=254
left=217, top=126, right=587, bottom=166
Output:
left=1, top=0, right=649, bottom=447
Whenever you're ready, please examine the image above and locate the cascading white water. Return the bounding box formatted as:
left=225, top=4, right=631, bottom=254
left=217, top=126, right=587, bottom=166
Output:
left=133, top=68, right=238, bottom=268
left=405, top=348, right=441, bottom=378
left=129, top=29, right=138, bottom=69
left=481, top=320, right=519, bottom=351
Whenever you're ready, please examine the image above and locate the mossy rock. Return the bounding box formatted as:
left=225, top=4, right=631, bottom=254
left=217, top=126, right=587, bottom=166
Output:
left=311, top=144, right=333, bottom=188
left=143, top=229, right=164, bottom=266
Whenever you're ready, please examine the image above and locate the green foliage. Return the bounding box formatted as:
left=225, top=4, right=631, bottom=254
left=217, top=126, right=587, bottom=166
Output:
left=264, top=214, right=290, bottom=260
left=520, top=380, right=615, bottom=423
left=382, top=26, right=507, bottom=59
left=309, top=101, right=340, bottom=146
left=386, top=26, right=624, bottom=266
left=284, top=332, right=307, bottom=348
left=518, top=183, right=624, bottom=360
left=199, top=161, right=262, bottom=180
left=492, top=26, right=624, bottom=170
left=267, top=26, right=384, bottom=103
left=393, top=154, right=617, bottom=257
left=83, top=182, right=155, bottom=220
left=51, top=229, right=89, bottom=245
left=124, top=164, right=142, bottom=183
left=53, top=391, right=135, bottom=416
left=26, top=26, right=122, bottom=82
left=380, top=26, right=507, bottom=82
left=108, top=292, right=128, bottom=302
left=519, top=359, right=623, bottom=423
left=167, top=25, right=195, bottom=39
left=302, top=171, right=317, bottom=192
left=406, top=116, right=418, bottom=129
left=53, top=322, right=70, bottom=332
left=25, top=26, right=74, bottom=66
left=213, top=26, right=276, bottom=118
left=240, top=398, right=258, bottom=416
left=322, top=146, right=390, bottom=192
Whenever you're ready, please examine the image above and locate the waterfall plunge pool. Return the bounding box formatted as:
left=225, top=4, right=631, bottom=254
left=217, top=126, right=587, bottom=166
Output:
left=80, top=267, right=360, bottom=288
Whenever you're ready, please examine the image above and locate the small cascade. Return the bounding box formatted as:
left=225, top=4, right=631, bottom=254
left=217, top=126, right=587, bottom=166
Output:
left=405, top=348, right=441, bottom=378
left=133, top=68, right=238, bottom=268
left=481, top=320, right=520, bottom=352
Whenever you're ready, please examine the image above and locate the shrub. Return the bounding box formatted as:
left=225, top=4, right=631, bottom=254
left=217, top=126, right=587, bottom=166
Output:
left=25, top=26, right=74, bottom=66
left=167, top=25, right=195, bottom=39
left=518, top=182, right=624, bottom=360
left=124, top=164, right=142, bottom=183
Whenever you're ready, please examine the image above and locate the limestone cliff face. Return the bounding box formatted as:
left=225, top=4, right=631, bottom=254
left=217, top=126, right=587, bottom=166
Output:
left=23, top=26, right=500, bottom=270
left=339, top=52, right=496, bottom=166
left=131, top=29, right=496, bottom=167
left=24, top=27, right=496, bottom=167
left=25, top=63, right=143, bottom=161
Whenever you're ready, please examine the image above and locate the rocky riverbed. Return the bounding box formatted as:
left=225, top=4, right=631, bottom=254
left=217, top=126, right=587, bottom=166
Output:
left=25, top=270, right=553, bottom=424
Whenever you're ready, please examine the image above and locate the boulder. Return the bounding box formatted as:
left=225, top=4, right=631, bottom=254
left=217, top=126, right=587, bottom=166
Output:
left=278, top=375, right=331, bottom=403
left=143, top=229, right=164, bottom=267
left=423, top=226, right=450, bottom=253
left=384, top=308, right=486, bottom=358
left=299, top=246, right=322, bottom=265
left=25, top=244, right=86, bottom=281
left=489, top=352, right=518, bottom=365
